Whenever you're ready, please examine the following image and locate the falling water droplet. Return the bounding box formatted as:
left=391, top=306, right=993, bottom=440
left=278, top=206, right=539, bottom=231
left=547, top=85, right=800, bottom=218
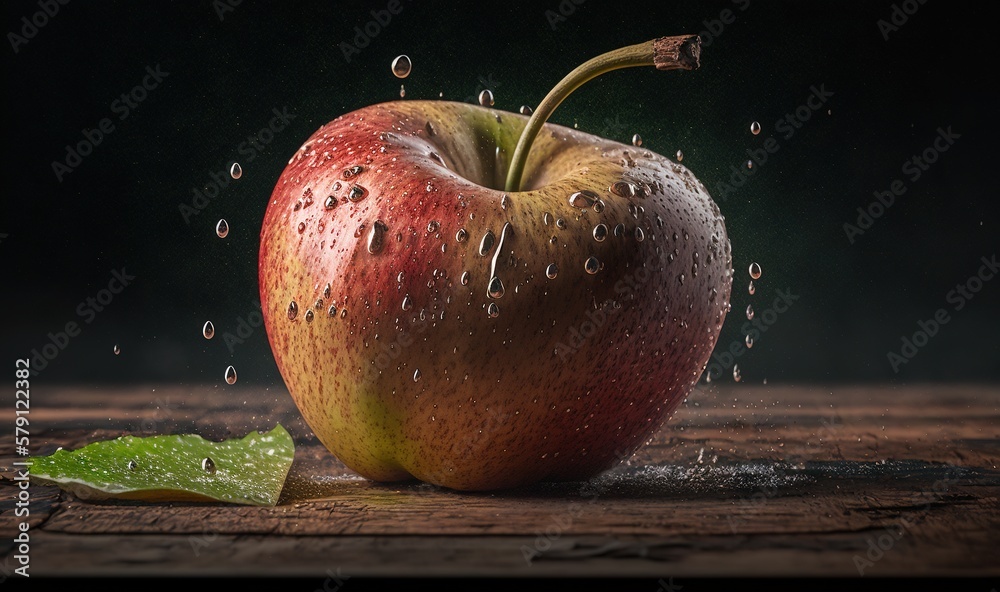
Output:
left=488, top=276, right=505, bottom=299
left=569, top=190, right=599, bottom=209
left=592, top=224, right=608, bottom=242
left=413, top=369, right=422, bottom=382
left=749, top=262, right=762, bottom=279
left=479, top=89, right=494, bottom=107
left=399, top=84, right=406, bottom=98
left=216, top=219, right=229, bottom=238
left=487, top=302, right=500, bottom=318
left=733, top=364, right=742, bottom=382
left=676, top=149, right=684, bottom=162
left=632, top=134, right=643, bottom=147
left=745, top=334, right=754, bottom=348
left=230, top=163, right=242, bottom=179
left=224, top=365, right=237, bottom=385
left=391, top=55, right=411, bottom=78
left=520, top=105, right=533, bottom=115
left=750, top=121, right=761, bottom=135
left=748, top=280, right=756, bottom=295
left=746, top=159, right=753, bottom=170
left=202, top=321, right=215, bottom=340
left=478, top=230, right=496, bottom=256
left=584, top=256, right=600, bottom=275
left=113, top=344, right=120, bottom=355
left=287, top=301, right=298, bottom=320
left=746, top=304, right=755, bottom=320
left=545, top=263, right=558, bottom=279
left=202, top=457, right=217, bottom=474
left=367, top=220, right=388, bottom=254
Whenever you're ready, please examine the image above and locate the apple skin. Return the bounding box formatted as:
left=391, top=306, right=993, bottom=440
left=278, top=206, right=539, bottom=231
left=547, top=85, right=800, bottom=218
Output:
left=259, top=100, right=731, bottom=491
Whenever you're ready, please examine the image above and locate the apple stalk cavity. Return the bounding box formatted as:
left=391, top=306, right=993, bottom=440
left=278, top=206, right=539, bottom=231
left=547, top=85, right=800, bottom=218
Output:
left=259, top=34, right=732, bottom=491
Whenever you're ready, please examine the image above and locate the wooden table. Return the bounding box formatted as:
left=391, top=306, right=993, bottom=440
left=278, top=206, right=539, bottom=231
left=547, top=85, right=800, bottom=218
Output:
left=3, top=383, right=998, bottom=583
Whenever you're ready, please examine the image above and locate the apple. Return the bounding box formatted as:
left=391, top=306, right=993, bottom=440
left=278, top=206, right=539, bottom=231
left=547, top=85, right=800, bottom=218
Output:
left=259, top=35, right=732, bottom=490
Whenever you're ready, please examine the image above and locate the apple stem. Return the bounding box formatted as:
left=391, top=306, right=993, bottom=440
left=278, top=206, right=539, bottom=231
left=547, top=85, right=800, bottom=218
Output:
left=504, top=35, right=701, bottom=193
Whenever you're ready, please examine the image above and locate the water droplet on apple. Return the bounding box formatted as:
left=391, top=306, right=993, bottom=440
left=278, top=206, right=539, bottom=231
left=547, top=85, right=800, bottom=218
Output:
left=297, top=222, right=306, bottom=234
left=340, top=308, right=348, bottom=319
left=328, top=304, right=337, bottom=318
left=635, top=227, right=645, bottom=242
left=631, top=134, right=642, bottom=147
left=746, top=159, right=753, bottom=170
left=455, top=228, right=468, bottom=242
left=520, top=105, right=532, bottom=115
left=746, top=304, right=754, bottom=320
left=304, top=309, right=314, bottom=323
left=610, top=181, right=635, bottom=198
left=584, top=257, right=600, bottom=275
left=461, top=271, right=470, bottom=286
left=413, top=369, right=422, bottom=382
left=555, top=218, right=567, bottom=230
left=749, top=262, right=762, bottom=279
left=569, top=190, right=599, bottom=209
left=287, top=301, right=299, bottom=320
left=750, top=121, right=761, bottom=135
left=324, top=195, right=338, bottom=210
left=202, top=457, right=217, bottom=473
left=479, top=89, right=494, bottom=107
left=113, top=344, right=121, bottom=355
left=343, top=165, right=364, bottom=179
left=354, top=223, right=366, bottom=238
left=127, top=459, right=138, bottom=471
left=215, top=219, right=229, bottom=238
left=678, top=273, right=685, bottom=285
left=478, top=230, right=496, bottom=256
left=546, top=263, right=558, bottom=279
left=367, top=220, right=388, bottom=254
left=500, top=194, right=510, bottom=210
left=593, top=224, right=608, bottom=242
left=733, top=364, right=742, bottom=382
left=202, top=321, right=215, bottom=340
left=745, top=334, right=754, bottom=348
left=323, top=283, right=332, bottom=299
left=676, top=150, right=683, bottom=162
left=391, top=54, right=411, bottom=78
left=399, top=84, right=406, bottom=98
left=487, top=276, right=505, bottom=299
left=347, top=184, right=368, bottom=203
left=613, top=223, right=625, bottom=237
left=224, top=366, right=237, bottom=385
left=487, top=302, right=500, bottom=318
left=425, top=121, right=437, bottom=136
left=748, top=280, right=755, bottom=295
left=402, top=295, right=413, bottom=311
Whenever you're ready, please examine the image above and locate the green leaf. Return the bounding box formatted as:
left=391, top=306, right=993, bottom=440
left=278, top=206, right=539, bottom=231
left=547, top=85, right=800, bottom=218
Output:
left=29, top=425, right=294, bottom=506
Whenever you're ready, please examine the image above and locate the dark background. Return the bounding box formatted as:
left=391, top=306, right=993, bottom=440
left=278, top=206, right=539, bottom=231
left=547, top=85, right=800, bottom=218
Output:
left=2, top=0, right=997, bottom=387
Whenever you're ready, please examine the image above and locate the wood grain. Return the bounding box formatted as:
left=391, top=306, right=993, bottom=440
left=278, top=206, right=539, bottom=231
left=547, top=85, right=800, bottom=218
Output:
left=2, top=383, right=998, bottom=577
